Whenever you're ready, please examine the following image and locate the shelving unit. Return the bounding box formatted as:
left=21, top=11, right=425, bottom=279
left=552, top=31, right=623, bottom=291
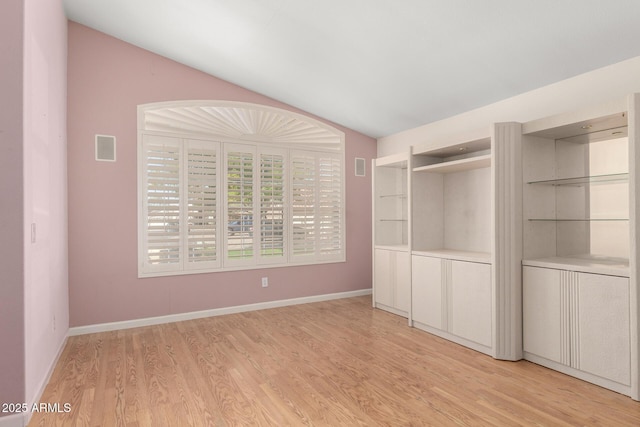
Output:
left=372, top=153, right=411, bottom=318
left=396, top=126, right=523, bottom=361
left=521, top=101, right=637, bottom=398
left=411, top=138, right=492, bottom=258
left=527, top=173, right=629, bottom=228
left=522, top=113, right=630, bottom=273
left=373, top=153, right=409, bottom=249
left=409, top=135, right=496, bottom=356
left=372, top=95, right=640, bottom=401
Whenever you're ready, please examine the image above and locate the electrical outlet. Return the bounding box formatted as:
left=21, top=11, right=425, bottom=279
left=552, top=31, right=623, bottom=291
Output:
left=53, top=315, right=56, bottom=331
left=261, top=277, right=269, bottom=288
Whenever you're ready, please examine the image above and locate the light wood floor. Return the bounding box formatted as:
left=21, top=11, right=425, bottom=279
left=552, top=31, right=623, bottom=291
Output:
left=30, top=296, right=639, bottom=426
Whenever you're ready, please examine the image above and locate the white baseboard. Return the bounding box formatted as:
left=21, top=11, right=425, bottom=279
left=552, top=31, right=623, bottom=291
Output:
left=69, top=289, right=372, bottom=336
left=0, top=413, right=26, bottom=427
left=0, top=334, right=68, bottom=427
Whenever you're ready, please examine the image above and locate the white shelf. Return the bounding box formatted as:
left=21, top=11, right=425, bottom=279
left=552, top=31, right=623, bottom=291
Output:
left=375, top=152, right=408, bottom=168
left=379, top=193, right=407, bottom=199
left=527, top=173, right=628, bottom=186
left=528, top=218, right=628, bottom=222
left=523, top=255, right=629, bottom=277
left=412, top=134, right=491, bottom=158
left=413, top=154, right=491, bottom=174
left=375, top=244, right=409, bottom=252
left=412, top=249, right=491, bottom=264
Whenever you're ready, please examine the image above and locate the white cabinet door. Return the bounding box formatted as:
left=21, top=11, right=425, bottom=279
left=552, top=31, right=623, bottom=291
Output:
left=374, top=248, right=410, bottom=316
left=450, top=260, right=492, bottom=347
left=411, top=256, right=492, bottom=347
left=577, top=273, right=630, bottom=385
left=374, top=249, right=394, bottom=308
left=411, top=255, right=442, bottom=329
left=523, top=266, right=631, bottom=386
left=523, top=266, right=563, bottom=364
left=395, top=251, right=411, bottom=313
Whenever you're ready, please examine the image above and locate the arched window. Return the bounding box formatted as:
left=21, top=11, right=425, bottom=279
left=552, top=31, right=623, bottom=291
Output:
left=137, top=101, right=345, bottom=277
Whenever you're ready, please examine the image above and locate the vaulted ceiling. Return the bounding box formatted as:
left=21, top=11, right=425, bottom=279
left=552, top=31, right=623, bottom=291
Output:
left=63, top=0, right=640, bottom=138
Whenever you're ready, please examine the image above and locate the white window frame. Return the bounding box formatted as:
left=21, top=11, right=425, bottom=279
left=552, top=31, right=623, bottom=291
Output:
left=137, top=101, right=345, bottom=278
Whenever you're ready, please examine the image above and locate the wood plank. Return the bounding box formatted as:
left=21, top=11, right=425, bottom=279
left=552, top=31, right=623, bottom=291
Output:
left=28, top=296, right=640, bottom=426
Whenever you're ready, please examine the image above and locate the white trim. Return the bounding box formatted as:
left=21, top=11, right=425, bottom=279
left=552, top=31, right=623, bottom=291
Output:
left=69, top=289, right=371, bottom=336
left=137, top=100, right=345, bottom=151
left=0, top=336, right=69, bottom=427
left=412, top=321, right=493, bottom=357
left=137, top=257, right=346, bottom=278
left=524, top=352, right=631, bottom=397
left=373, top=302, right=408, bottom=318
left=0, top=413, right=25, bottom=427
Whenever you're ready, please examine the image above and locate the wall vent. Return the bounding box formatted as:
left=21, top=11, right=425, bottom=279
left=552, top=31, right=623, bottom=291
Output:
left=95, top=135, right=116, bottom=162
left=355, top=157, right=366, bottom=177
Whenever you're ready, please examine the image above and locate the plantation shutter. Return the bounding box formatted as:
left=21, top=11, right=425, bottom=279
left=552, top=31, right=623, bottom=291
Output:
left=141, top=135, right=182, bottom=273
left=138, top=102, right=346, bottom=278
left=185, top=140, right=220, bottom=269
left=318, top=153, right=343, bottom=259
left=259, top=150, right=286, bottom=264
left=290, top=152, right=317, bottom=259
left=225, top=144, right=256, bottom=266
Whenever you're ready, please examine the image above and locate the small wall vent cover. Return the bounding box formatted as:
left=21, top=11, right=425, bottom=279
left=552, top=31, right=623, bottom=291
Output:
left=355, top=157, right=366, bottom=177
left=95, top=134, right=116, bottom=162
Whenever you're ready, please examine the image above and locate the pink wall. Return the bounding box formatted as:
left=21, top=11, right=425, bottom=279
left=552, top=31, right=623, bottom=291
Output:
left=0, top=0, right=68, bottom=415
left=68, top=22, right=376, bottom=327
left=0, top=0, right=26, bottom=410
left=23, top=0, right=69, bottom=405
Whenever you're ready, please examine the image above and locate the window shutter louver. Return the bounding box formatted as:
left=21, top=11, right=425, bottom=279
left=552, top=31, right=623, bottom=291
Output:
left=142, top=136, right=182, bottom=272
left=226, top=146, right=255, bottom=264
left=186, top=142, right=220, bottom=269
left=291, top=153, right=317, bottom=258
left=259, top=152, right=286, bottom=262
left=318, top=154, right=343, bottom=257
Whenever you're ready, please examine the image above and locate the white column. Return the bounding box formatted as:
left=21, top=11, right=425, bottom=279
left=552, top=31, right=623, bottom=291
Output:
left=628, top=93, right=640, bottom=400
left=491, top=122, right=523, bottom=360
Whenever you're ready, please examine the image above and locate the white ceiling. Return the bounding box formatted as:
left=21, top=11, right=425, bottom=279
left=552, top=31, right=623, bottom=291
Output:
left=63, top=0, right=640, bottom=138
